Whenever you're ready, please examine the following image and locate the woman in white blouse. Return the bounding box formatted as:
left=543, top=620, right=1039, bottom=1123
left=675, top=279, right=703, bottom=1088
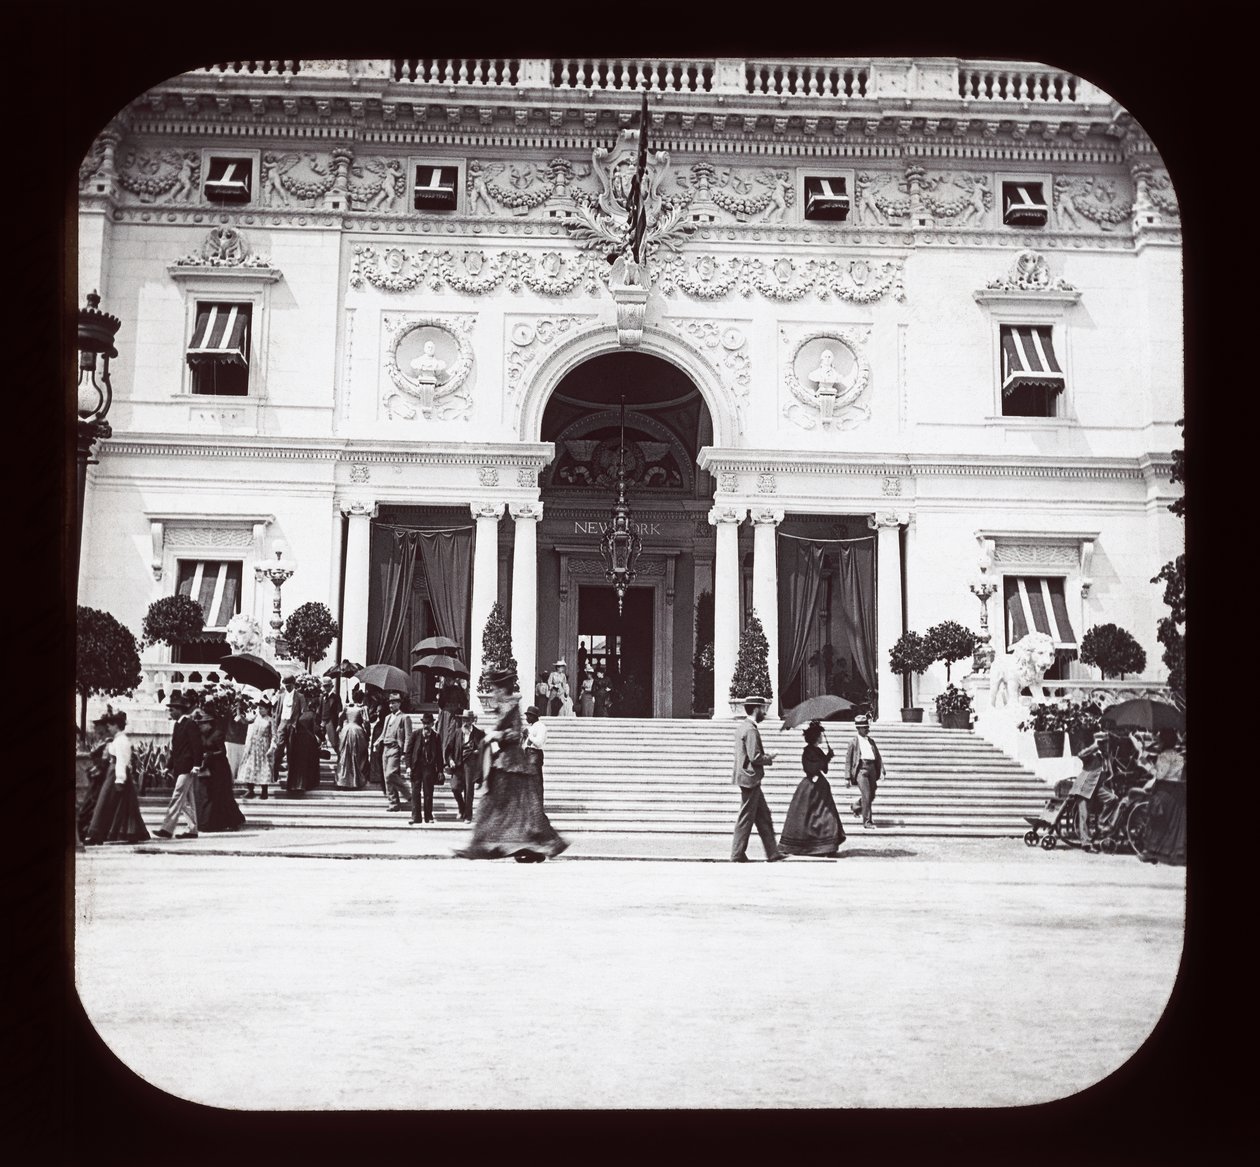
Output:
left=84, top=710, right=151, bottom=844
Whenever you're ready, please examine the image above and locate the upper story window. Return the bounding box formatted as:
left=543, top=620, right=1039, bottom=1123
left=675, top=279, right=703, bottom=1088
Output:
left=187, top=302, right=251, bottom=396
left=413, top=164, right=459, bottom=211
left=1002, top=181, right=1048, bottom=227
left=1000, top=324, right=1063, bottom=417
left=803, top=176, right=851, bottom=221
left=173, top=558, right=243, bottom=665
left=203, top=155, right=255, bottom=203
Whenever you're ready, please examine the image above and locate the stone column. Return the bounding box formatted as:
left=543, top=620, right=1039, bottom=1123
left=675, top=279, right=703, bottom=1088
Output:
left=869, top=512, right=909, bottom=721
left=750, top=507, right=785, bottom=709
left=339, top=500, right=376, bottom=667
left=469, top=501, right=505, bottom=707
left=708, top=505, right=745, bottom=718
left=509, top=501, right=542, bottom=705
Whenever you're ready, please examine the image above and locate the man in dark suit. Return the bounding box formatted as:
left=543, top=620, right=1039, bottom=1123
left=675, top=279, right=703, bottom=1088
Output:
left=730, top=697, right=787, bottom=862
left=405, top=713, right=444, bottom=823
left=449, top=710, right=486, bottom=823
left=318, top=676, right=343, bottom=763
left=270, top=674, right=307, bottom=785
left=846, top=714, right=884, bottom=829
left=155, top=691, right=204, bottom=839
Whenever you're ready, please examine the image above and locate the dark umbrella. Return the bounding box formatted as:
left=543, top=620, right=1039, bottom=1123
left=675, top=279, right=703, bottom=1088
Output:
left=412, top=653, right=469, bottom=677
left=1101, top=697, right=1185, bottom=732
left=219, top=652, right=281, bottom=692
left=412, top=636, right=462, bottom=656
left=780, top=694, right=855, bottom=730
left=355, top=663, right=413, bottom=694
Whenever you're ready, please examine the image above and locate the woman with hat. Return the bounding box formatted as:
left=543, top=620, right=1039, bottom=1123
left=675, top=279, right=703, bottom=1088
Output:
left=455, top=667, right=568, bottom=863
left=84, top=711, right=151, bottom=845
left=576, top=666, right=596, bottom=718
left=238, top=693, right=275, bottom=800
left=546, top=659, right=570, bottom=718
left=778, top=721, right=845, bottom=857
left=191, top=706, right=246, bottom=832
left=78, top=709, right=119, bottom=843
left=336, top=686, right=370, bottom=790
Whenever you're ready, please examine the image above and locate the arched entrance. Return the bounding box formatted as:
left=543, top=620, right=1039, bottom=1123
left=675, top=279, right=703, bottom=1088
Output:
left=537, top=351, right=715, bottom=718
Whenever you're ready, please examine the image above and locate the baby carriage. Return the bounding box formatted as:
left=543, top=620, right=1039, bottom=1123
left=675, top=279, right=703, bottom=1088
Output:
left=1023, top=778, right=1077, bottom=850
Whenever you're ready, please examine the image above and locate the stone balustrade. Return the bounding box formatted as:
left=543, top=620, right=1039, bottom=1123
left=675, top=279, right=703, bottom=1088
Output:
left=1022, top=679, right=1181, bottom=711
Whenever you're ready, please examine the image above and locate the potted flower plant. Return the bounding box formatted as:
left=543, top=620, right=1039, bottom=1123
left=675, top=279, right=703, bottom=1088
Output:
left=888, top=630, right=935, bottom=722
left=1062, top=699, right=1103, bottom=756
left=934, top=684, right=974, bottom=730
left=1017, top=703, right=1068, bottom=757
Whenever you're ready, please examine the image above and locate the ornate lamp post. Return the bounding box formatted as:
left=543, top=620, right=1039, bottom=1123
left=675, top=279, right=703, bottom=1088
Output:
left=258, top=547, right=295, bottom=659
left=598, top=396, right=642, bottom=615
left=969, top=571, right=999, bottom=673
left=75, top=291, right=121, bottom=585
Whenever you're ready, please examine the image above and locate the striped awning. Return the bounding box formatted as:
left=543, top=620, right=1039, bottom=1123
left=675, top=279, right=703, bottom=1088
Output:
left=204, top=158, right=252, bottom=201
left=1001, top=325, right=1063, bottom=395
left=176, top=560, right=242, bottom=630
left=187, top=304, right=249, bottom=366
left=804, top=177, right=850, bottom=220
left=1003, top=181, right=1048, bottom=225
left=1004, top=576, right=1076, bottom=649
left=413, top=165, right=458, bottom=209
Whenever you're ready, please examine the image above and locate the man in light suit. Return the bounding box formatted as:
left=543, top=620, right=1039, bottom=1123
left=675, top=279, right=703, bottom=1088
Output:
left=846, top=714, right=884, bottom=829
left=379, top=689, right=413, bottom=812
left=154, top=691, right=204, bottom=839
left=270, top=673, right=307, bottom=785
left=730, top=697, right=788, bottom=862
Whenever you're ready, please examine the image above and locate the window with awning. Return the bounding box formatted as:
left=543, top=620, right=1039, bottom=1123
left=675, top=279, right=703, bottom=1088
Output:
left=187, top=303, right=251, bottom=395
left=176, top=559, right=243, bottom=630
left=204, top=156, right=253, bottom=203
left=1000, top=324, right=1063, bottom=417
left=413, top=165, right=459, bottom=211
left=804, top=176, right=850, bottom=221
left=1002, top=181, right=1048, bottom=226
left=1003, top=575, right=1076, bottom=651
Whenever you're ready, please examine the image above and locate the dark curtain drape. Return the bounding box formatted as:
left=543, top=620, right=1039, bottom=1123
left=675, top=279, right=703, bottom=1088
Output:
left=374, top=529, right=421, bottom=667
left=777, top=540, right=825, bottom=697
left=832, top=541, right=877, bottom=696
left=416, top=529, right=473, bottom=651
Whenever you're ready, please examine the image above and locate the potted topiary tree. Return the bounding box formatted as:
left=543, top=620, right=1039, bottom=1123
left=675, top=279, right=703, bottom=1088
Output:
left=1079, top=623, right=1148, bottom=680
left=76, top=605, right=143, bottom=740
left=282, top=601, right=340, bottom=673
left=888, top=630, right=934, bottom=722
left=692, top=589, right=714, bottom=717
left=934, top=684, right=974, bottom=730
left=925, top=620, right=979, bottom=684
left=140, top=594, right=205, bottom=652
left=728, top=610, right=772, bottom=714
left=1017, top=702, right=1068, bottom=757
left=477, top=601, right=518, bottom=697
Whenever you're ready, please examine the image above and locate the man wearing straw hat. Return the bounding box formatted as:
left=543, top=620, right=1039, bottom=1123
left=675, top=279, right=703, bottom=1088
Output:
left=846, top=714, right=884, bottom=829
left=730, top=696, right=788, bottom=863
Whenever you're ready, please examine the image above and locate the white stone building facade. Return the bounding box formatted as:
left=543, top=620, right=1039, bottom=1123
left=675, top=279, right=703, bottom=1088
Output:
left=76, top=57, right=1183, bottom=721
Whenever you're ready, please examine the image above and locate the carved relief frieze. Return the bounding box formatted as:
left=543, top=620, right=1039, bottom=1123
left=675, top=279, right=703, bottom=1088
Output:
left=116, top=148, right=200, bottom=203
left=659, top=318, right=751, bottom=434
left=780, top=325, right=873, bottom=432
left=349, top=464, right=370, bottom=483
left=350, top=245, right=607, bottom=297
left=381, top=312, right=475, bottom=422
left=348, top=157, right=406, bottom=212
left=168, top=227, right=280, bottom=277
left=505, top=314, right=593, bottom=400
left=718, top=473, right=739, bottom=494
left=262, top=151, right=338, bottom=207
left=548, top=409, right=692, bottom=492
left=653, top=253, right=905, bottom=304
left=982, top=249, right=1078, bottom=295
left=163, top=524, right=255, bottom=549
left=992, top=541, right=1080, bottom=566
left=920, top=172, right=992, bottom=226
left=1053, top=174, right=1134, bottom=232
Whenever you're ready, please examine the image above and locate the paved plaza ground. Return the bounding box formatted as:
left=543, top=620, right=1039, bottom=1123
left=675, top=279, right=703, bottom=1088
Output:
left=74, top=831, right=1186, bottom=1113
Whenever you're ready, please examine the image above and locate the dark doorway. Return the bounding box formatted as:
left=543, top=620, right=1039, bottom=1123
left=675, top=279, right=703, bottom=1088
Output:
left=577, top=585, right=653, bottom=717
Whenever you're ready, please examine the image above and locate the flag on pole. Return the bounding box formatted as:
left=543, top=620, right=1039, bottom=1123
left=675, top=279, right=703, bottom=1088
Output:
left=623, top=92, right=650, bottom=264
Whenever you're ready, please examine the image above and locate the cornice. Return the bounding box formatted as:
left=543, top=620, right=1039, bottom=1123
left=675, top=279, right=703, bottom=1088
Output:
left=699, top=448, right=1162, bottom=481
left=100, top=435, right=556, bottom=465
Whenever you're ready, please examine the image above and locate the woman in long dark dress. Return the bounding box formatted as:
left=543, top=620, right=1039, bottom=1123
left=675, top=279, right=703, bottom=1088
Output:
left=85, top=711, right=151, bottom=845
left=193, top=709, right=246, bottom=831
left=288, top=707, right=322, bottom=794
left=1139, top=729, right=1186, bottom=866
left=778, top=721, right=845, bottom=857
left=454, top=668, right=569, bottom=863
left=336, top=698, right=369, bottom=789
left=78, top=712, right=115, bottom=843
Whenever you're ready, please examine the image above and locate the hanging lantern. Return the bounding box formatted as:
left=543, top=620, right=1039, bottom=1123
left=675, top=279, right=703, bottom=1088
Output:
left=598, top=397, right=643, bottom=614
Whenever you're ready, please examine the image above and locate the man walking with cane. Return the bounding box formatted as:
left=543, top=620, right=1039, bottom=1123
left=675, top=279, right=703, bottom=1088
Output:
left=846, top=714, right=885, bottom=829
left=730, top=697, right=788, bottom=863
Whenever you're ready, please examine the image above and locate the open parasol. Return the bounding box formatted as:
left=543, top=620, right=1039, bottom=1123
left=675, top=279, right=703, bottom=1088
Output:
left=779, top=694, right=855, bottom=730
left=355, top=663, right=413, bottom=694
left=412, top=636, right=462, bottom=656
left=219, top=652, right=282, bottom=692
left=1101, top=697, right=1185, bottom=732
left=412, top=653, right=469, bottom=677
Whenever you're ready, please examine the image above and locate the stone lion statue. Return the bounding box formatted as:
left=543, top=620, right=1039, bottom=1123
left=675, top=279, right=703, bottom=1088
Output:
left=989, top=632, right=1057, bottom=709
